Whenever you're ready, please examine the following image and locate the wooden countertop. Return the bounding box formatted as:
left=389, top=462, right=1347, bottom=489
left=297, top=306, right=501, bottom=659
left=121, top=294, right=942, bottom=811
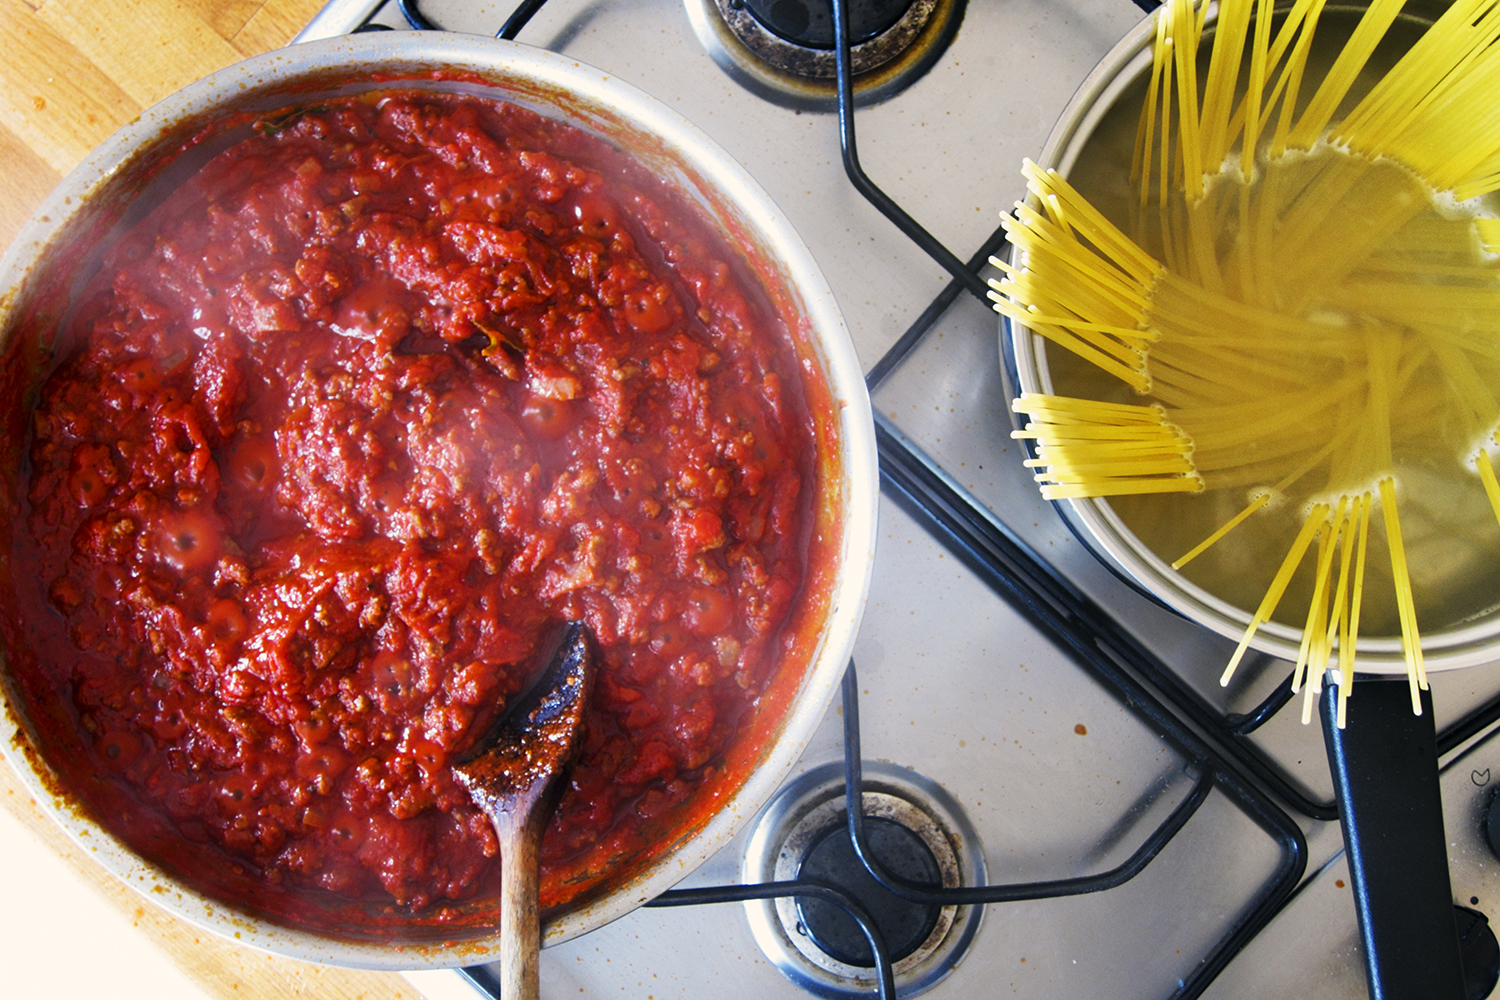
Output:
left=1, top=0, right=331, bottom=245
left=1, top=1, right=427, bottom=996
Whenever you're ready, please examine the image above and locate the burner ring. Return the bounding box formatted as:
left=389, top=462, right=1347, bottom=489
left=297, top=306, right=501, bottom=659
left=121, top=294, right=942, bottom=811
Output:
left=684, top=0, right=966, bottom=109
left=740, top=0, right=913, bottom=48
left=741, top=761, right=985, bottom=997
left=718, top=0, right=937, bottom=77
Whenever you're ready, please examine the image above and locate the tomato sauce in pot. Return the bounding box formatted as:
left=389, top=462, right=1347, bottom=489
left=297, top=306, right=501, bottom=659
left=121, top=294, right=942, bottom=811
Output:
left=4, top=92, right=818, bottom=931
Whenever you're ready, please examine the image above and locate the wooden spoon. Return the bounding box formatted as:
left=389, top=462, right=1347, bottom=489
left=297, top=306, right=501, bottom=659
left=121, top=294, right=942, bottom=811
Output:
left=452, top=621, right=595, bottom=1000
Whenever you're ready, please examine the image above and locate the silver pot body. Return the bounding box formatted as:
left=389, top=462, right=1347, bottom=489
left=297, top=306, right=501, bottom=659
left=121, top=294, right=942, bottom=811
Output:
left=1002, top=0, right=1500, bottom=675
left=0, top=32, right=877, bottom=968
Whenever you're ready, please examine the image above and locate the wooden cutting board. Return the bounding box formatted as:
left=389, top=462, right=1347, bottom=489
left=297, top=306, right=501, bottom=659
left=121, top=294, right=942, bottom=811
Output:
left=0, top=2, right=427, bottom=996
left=0, top=0, right=333, bottom=247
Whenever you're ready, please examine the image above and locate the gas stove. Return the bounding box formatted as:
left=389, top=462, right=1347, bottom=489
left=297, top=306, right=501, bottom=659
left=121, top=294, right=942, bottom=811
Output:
left=292, top=1, right=1500, bottom=997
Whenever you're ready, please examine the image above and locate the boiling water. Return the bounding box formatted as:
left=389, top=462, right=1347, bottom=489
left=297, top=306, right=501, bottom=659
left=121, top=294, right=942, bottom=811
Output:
left=1041, top=9, right=1500, bottom=636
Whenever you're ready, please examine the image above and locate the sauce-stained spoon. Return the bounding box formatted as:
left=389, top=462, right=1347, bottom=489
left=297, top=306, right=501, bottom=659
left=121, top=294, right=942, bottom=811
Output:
left=452, top=621, right=594, bottom=1000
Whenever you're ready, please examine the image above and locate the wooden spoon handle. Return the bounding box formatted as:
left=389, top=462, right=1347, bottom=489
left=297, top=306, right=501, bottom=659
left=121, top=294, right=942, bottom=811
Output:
left=497, top=813, right=543, bottom=1000
left=452, top=623, right=593, bottom=1000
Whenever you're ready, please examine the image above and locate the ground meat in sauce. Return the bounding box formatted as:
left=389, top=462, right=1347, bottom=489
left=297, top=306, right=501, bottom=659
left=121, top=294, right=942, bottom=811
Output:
left=14, top=93, right=813, bottom=916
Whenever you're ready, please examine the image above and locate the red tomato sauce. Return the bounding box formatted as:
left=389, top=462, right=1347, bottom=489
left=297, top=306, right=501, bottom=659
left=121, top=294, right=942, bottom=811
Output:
left=7, top=93, right=817, bottom=930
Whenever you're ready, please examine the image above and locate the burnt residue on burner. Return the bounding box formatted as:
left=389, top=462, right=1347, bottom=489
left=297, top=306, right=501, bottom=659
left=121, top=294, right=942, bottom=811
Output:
left=742, top=0, right=913, bottom=50
left=686, top=0, right=965, bottom=108
left=741, top=760, right=985, bottom=997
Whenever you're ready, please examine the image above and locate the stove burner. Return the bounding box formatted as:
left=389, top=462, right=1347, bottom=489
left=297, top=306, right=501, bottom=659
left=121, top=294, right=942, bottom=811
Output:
left=796, top=816, right=943, bottom=966
left=742, top=0, right=911, bottom=49
left=741, top=760, right=984, bottom=997
left=683, top=0, right=965, bottom=109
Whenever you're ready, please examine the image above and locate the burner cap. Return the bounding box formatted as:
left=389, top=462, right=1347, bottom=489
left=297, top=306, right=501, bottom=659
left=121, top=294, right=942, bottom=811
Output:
left=684, top=0, right=965, bottom=109
left=741, top=760, right=985, bottom=997
left=742, top=0, right=912, bottom=49
left=796, top=815, right=943, bottom=966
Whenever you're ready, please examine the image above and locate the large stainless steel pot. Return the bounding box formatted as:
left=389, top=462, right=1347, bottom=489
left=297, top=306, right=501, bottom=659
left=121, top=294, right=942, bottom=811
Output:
left=0, top=31, right=877, bottom=969
left=1003, top=0, right=1500, bottom=676
left=1000, top=3, right=1489, bottom=997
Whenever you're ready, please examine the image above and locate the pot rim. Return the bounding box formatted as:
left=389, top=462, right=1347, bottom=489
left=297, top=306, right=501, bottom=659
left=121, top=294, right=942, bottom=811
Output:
left=0, top=31, right=878, bottom=969
left=1002, top=5, right=1500, bottom=675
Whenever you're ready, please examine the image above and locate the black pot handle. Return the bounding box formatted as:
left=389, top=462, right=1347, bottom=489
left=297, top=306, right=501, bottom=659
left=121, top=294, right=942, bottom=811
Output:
left=1321, top=676, right=1467, bottom=999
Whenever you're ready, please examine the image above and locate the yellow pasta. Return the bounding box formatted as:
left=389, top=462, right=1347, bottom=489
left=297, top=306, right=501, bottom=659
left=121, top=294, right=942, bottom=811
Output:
left=992, top=0, right=1500, bottom=721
